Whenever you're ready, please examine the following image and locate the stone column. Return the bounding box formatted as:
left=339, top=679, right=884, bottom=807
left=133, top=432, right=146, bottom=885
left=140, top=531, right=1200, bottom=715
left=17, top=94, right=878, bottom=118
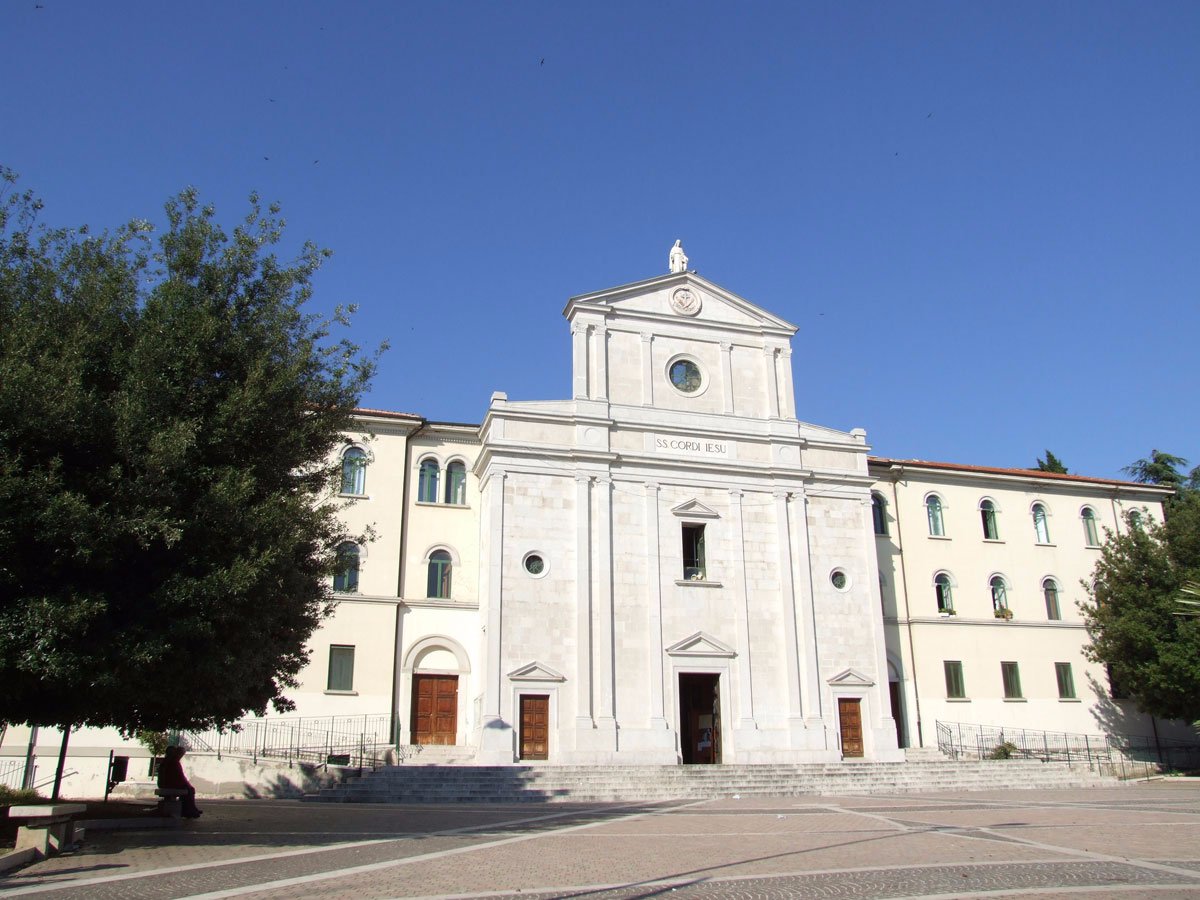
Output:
left=572, top=323, right=588, bottom=399
left=730, top=489, right=756, bottom=729
left=477, top=471, right=510, bottom=762
left=790, top=491, right=824, bottom=726
left=778, top=348, right=796, bottom=419
left=594, top=475, right=616, bottom=731
left=645, top=482, right=667, bottom=727
left=774, top=490, right=804, bottom=730
left=574, top=474, right=593, bottom=728
left=720, top=341, right=735, bottom=414
left=593, top=326, right=609, bottom=402
left=764, top=347, right=780, bottom=418
left=641, top=333, right=654, bottom=407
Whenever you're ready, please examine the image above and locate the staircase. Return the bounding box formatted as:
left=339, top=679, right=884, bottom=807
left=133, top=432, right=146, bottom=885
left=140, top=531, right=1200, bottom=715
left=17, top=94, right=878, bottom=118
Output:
left=305, top=758, right=1115, bottom=804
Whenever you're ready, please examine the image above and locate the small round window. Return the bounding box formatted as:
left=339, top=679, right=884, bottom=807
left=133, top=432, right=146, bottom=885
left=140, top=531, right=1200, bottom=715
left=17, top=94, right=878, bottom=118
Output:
left=669, top=359, right=703, bottom=393
left=830, top=569, right=850, bottom=592
left=523, top=553, right=547, bottom=577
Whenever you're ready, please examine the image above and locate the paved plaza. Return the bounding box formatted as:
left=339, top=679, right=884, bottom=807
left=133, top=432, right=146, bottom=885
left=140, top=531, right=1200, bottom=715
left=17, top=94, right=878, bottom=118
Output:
left=2, top=782, right=1199, bottom=899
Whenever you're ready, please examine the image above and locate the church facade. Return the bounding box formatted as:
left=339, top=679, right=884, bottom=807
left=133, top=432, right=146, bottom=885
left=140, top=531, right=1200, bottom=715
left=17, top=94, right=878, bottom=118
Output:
left=1, top=253, right=1184, bottom=793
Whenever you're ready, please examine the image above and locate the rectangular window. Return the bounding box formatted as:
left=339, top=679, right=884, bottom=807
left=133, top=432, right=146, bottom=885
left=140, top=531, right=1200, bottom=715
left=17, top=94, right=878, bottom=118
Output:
left=944, top=661, right=965, bottom=699
left=682, top=524, right=706, bottom=580
left=1055, top=662, right=1076, bottom=699
left=327, top=645, right=355, bottom=692
left=1001, top=661, right=1022, bottom=699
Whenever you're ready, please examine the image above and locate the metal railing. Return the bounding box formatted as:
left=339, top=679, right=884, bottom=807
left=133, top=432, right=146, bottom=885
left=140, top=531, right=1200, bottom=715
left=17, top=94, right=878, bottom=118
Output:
left=178, top=713, right=393, bottom=769
left=0, top=758, right=26, bottom=789
left=936, top=720, right=1200, bottom=777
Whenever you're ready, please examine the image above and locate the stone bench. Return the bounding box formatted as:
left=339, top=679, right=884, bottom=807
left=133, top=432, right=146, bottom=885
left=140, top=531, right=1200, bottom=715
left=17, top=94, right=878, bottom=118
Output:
left=154, top=788, right=189, bottom=818
left=7, top=803, right=87, bottom=858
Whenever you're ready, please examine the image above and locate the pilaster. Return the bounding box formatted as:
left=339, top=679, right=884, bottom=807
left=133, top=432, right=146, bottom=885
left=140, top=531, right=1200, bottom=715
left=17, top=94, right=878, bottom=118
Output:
left=592, top=326, right=609, bottom=402
left=764, top=346, right=781, bottom=418
left=730, top=489, right=756, bottom=730
left=574, top=474, right=593, bottom=729
left=572, top=322, right=588, bottom=399
left=640, top=333, right=654, bottom=407
left=645, top=482, right=667, bottom=728
left=477, top=471, right=511, bottom=762
left=720, top=340, right=735, bottom=414
left=774, top=490, right=804, bottom=733
left=778, top=348, right=796, bottom=419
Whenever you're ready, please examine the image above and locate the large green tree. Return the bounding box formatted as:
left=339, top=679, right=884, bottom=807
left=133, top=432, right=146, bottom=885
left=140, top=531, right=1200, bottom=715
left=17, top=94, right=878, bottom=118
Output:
left=0, top=170, right=380, bottom=734
left=1082, top=488, right=1200, bottom=724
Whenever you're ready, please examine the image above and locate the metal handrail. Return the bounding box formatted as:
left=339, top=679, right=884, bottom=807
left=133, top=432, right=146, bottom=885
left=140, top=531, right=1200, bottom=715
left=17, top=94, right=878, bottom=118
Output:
left=178, top=713, right=394, bottom=769
left=935, top=720, right=1200, bottom=777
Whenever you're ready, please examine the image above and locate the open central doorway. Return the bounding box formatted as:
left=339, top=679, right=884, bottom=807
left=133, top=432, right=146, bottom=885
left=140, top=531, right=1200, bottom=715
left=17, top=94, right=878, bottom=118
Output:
left=678, top=673, right=721, bottom=764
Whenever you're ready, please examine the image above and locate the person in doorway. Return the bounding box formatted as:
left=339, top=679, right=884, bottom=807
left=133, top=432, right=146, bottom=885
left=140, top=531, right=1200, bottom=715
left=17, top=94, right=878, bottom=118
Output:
left=158, top=745, right=202, bottom=818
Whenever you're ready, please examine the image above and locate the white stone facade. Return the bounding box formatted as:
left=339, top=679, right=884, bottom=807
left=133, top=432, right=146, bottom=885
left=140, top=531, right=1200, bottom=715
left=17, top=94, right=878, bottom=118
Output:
left=3, top=266, right=1190, bottom=795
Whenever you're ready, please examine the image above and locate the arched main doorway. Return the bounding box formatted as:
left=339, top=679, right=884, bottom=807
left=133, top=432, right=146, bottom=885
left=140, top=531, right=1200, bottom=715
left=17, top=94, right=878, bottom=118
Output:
left=403, top=637, right=470, bottom=746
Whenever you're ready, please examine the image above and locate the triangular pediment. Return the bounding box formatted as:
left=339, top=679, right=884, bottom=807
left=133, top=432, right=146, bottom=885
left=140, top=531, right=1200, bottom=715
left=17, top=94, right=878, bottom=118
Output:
left=563, top=272, right=797, bottom=336
left=507, top=661, right=566, bottom=682
left=665, top=631, right=736, bottom=658
left=671, top=499, right=720, bottom=519
left=828, top=668, right=875, bottom=687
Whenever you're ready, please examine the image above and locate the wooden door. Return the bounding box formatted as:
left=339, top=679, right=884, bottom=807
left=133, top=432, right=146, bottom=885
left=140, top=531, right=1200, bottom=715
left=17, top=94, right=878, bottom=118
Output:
left=412, top=674, right=458, bottom=745
left=838, top=698, right=864, bottom=758
left=519, top=694, right=549, bottom=760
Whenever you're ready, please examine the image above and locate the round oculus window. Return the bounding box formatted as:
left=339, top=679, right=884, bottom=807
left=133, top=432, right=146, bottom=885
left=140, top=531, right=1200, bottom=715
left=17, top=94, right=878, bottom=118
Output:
left=830, top=569, right=849, bottom=591
left=523, top=553, right=546, bottom=576
left=669, top=359, right=703, bottom=393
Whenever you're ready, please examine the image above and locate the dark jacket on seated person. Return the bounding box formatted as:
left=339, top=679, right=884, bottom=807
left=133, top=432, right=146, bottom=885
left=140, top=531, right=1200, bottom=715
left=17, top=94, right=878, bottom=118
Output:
left=157, top=746, right=202, bottom=817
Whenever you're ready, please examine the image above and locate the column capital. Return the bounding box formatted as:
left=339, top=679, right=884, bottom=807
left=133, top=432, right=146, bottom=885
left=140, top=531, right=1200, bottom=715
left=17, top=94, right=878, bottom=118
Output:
left=728, top=488, right=744, bottom=500
left=719, top=340, right=733, bottom=352
left=640, top=332, right=654, bottom=344
left=779, top=347, right=792, bottom=359
left=575, top=473, right=593, bottom=485
left=571, top=322, right=588, bottom=336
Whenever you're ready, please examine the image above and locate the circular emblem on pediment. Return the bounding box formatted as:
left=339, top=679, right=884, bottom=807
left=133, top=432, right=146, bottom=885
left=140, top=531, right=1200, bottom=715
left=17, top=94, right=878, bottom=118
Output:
left=670, top=287, right=701, bottom=317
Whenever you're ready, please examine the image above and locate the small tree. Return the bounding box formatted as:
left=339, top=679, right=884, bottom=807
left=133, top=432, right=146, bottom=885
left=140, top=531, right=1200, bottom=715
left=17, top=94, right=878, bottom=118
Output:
left=1035, top=450, right=1068, bottom=474
left=0, top=169, right=381, bottom=736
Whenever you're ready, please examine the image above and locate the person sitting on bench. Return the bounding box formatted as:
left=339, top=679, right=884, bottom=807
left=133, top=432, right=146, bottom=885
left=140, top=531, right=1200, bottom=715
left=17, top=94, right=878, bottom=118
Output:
left=158, top=746, right=202, bottom=818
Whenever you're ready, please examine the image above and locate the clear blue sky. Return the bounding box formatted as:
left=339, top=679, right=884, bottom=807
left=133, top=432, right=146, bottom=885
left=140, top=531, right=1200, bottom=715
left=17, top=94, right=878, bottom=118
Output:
left=3, top=1, right=1197, bottom=480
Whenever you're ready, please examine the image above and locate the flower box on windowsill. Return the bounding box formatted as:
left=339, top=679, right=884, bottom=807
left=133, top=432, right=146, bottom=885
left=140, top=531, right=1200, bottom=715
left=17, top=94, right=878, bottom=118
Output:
left=994, top=608, right=1014, bottom=620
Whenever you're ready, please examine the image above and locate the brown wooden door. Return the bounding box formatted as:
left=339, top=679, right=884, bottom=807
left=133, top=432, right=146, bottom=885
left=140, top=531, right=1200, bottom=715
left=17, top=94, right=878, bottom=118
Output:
left=838, top=698, right=864, bottom=758
left=412, top=674, right=458, bottom=745
left=519, top=694, right=549, bottom=760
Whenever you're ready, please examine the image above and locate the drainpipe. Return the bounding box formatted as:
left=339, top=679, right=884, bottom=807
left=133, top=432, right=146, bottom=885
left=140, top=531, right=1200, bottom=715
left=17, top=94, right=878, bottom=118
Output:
left=888, top=468, right=924, bottom=748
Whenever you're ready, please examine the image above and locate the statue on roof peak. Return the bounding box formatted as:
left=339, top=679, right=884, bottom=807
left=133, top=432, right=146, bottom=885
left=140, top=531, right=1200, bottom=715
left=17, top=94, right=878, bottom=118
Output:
left=668, top=240, right=688, bottom=274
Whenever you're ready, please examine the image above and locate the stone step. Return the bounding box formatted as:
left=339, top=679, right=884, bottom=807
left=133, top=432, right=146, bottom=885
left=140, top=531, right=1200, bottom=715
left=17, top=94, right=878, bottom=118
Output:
left=305, top=759, right=1113, bottom=804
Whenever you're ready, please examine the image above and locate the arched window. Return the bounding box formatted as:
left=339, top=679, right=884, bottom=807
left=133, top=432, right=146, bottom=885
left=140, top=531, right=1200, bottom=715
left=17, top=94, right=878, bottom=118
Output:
left=1043, top=577, right=1061, bottom=620
left=1081, top=507, right=1099, bottom=546
left=333, top=542, right=360, bottom=592
left=980, top=499, right=999, bottom=540
left=871, top=493, right=888, bottom=536
left=1128, top=509, right=1143, bottom=530
left=427, top=550, right=452, bottom=599
left=934, top=573, right=954, bottom=614
left=1032, top=503, right=1050, bottom=544
left=990, top=575, right=1009, bottom=615
left=926, top=495, right=945, bottom=537
left=418, top=459, right=440, bottom=503
left=340, top=447, right=366, bottom=495
left=445, top=461, right=467, bottom=505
